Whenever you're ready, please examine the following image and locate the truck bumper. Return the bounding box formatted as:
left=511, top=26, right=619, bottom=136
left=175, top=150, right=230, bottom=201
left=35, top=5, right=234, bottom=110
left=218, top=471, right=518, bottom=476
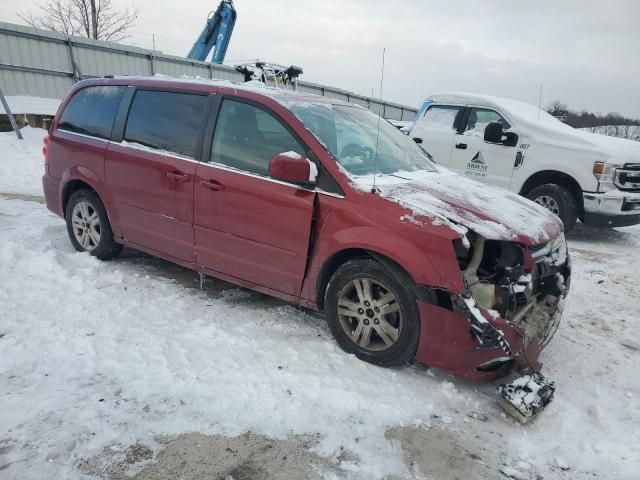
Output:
left=583, top=191, right=640, bottom=228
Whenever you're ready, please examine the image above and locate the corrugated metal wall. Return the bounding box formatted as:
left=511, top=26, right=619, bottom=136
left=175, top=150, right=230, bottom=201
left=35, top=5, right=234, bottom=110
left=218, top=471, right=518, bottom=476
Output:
left=0, top=22, right=417, bottom=121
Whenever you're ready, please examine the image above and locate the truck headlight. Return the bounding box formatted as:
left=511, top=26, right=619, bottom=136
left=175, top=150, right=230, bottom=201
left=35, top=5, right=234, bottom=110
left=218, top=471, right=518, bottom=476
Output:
left=593, top=162, right=621, bottom=193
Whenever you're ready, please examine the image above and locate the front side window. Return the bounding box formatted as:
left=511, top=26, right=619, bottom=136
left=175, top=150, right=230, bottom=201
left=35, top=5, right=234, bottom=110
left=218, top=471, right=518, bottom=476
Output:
left=288, top=103, right=437, bottom=177
left=463, top=108, right=511, bottom=137
left=421, top=105, right=462, bottom=131
left=124, top=90, right=207, bottom=158
left=211, top=100, right=305, bottom=176
left=59, top=86, right=125, bottom=139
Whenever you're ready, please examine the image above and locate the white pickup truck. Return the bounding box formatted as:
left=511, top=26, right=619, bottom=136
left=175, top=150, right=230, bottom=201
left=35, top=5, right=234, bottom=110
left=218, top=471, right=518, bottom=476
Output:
left=408, top=93, right=640, bottom=231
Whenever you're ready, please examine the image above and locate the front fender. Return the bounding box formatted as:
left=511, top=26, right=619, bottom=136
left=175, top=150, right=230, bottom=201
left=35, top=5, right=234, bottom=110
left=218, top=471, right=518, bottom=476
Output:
left=301, top=224, right=465, bottom=309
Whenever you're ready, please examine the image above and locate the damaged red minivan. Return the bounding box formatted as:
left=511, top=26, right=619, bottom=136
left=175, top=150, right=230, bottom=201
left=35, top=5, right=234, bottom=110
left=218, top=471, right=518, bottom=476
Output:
left=43, top=77, right=570, bottom=419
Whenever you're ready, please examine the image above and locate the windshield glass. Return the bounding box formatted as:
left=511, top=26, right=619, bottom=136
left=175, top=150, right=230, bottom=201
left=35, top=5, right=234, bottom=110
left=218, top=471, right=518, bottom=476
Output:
left=287, top=103, right=437, bottom=176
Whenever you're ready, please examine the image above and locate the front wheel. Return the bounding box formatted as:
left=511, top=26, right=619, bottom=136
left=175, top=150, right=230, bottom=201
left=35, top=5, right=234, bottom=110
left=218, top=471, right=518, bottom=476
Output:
left=65, top=189, right=122, bottom=260
left=324, top=258, right=421, bottom=367
left=526, top=183, right=578, bottom=232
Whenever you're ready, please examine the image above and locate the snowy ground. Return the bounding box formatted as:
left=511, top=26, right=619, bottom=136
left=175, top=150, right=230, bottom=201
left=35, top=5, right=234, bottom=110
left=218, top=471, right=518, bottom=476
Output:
left=1, top=127, right=639, bottom=479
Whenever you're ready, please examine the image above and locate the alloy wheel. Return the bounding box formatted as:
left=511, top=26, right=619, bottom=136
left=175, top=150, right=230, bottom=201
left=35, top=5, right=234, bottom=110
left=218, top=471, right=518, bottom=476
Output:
left=534, top=195, right=561, bottom=216
left=337, top=277, right=403, bottom=351
left=71, top=201, right=101, bottom=251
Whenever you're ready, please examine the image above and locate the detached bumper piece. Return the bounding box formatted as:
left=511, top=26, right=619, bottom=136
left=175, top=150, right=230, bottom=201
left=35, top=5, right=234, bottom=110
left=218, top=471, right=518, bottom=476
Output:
left=498, top=373, right=555, bottom=423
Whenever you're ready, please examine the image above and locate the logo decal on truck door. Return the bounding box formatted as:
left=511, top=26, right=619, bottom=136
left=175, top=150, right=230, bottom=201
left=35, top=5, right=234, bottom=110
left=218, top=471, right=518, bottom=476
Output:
left=466, top=151, right=488, bottom=178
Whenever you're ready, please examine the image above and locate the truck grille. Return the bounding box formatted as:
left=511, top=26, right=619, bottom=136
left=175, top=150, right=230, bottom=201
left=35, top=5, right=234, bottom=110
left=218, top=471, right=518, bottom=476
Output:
left=615, top=163, right=640, bottom=192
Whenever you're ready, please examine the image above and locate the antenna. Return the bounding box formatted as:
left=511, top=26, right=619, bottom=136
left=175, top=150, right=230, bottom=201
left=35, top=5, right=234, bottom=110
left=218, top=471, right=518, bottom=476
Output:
left=372, top=47, right=386, bottom=193
left=537, top=82, right=543, bottom=120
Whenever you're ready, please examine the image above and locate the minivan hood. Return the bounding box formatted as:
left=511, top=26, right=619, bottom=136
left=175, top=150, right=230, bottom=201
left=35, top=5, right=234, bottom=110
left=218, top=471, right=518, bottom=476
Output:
left=363, top=170, right=562, bottom=245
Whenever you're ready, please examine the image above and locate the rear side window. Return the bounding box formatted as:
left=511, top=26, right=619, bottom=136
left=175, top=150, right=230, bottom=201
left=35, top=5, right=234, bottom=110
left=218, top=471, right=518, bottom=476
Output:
left=124, top=90, right=207, bottom=158
left=59, top=86, right=125, bottom=139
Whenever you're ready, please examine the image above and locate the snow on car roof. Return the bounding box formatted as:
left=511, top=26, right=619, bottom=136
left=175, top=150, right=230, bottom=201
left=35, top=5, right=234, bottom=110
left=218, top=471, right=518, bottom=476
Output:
left=111, top=74, right=355, bottom=107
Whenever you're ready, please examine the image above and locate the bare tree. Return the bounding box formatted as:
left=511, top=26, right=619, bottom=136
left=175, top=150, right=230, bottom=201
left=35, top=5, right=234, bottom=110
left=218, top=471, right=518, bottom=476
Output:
left=21, top=0, right=138, bottom=41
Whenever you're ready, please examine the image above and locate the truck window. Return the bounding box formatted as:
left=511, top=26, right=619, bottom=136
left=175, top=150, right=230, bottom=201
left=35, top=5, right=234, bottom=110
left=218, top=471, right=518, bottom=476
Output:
left=463, top=108, right=511, bottom=136
left=124, top=90, right=207, bottom=158
left=58, top=86, right=125, bottom=140
left=422, top=106, right=462, bottom=131
left=211, top=99, right=305, bottom=177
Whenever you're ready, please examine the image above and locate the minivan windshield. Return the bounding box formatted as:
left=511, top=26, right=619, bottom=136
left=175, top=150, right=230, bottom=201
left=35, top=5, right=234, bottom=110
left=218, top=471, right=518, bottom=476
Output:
left=288, top=103, right=437, bottom=176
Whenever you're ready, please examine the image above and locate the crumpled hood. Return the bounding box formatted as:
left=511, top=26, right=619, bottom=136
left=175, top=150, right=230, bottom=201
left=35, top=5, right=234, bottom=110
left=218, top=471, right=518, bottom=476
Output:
left=375, top=170, right=563, bottom=245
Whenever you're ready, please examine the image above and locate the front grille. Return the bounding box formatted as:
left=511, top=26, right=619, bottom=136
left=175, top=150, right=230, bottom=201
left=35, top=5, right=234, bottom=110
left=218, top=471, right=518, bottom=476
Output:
left=615, top=163, right=640, bottom=192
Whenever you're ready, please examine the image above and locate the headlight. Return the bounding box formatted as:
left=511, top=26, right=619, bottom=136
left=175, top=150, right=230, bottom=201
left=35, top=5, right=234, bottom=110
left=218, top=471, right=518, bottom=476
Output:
left=532, top=233, right=566, bottom=262
left=593, top=162, right=622, bottom=192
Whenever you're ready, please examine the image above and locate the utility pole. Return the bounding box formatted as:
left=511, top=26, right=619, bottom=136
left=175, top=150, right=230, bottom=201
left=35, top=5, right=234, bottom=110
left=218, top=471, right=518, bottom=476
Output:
left=91, top=0, right=98, bottom=39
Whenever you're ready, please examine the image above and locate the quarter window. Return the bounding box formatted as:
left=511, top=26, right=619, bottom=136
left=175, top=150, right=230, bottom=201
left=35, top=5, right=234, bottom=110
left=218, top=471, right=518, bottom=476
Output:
left=124, top=90, right=207, bottom=158
left=463, top=108, right=511, bottom=136
left=211, top=100, right=305, bottom=176
left=59, top=86, right=125, bottom=139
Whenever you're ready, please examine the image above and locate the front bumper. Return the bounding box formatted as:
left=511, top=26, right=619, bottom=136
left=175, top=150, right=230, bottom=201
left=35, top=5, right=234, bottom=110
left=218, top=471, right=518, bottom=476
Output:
left=583, top=191, right=640, bottom=228
left=414, top=257, right=570, bottom=382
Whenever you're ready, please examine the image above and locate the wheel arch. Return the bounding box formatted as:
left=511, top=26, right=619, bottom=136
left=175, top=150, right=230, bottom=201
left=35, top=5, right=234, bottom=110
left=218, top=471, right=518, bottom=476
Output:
left=315, top=248, right=438, bottom=311
left=519, top=170, right=584, bottom=215
left=62, top=179, right=98, bottom=215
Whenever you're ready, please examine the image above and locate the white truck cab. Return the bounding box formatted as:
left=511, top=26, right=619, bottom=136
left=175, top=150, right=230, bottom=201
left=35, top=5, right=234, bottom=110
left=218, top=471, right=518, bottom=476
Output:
left=409, top=93, right=640, bottom=230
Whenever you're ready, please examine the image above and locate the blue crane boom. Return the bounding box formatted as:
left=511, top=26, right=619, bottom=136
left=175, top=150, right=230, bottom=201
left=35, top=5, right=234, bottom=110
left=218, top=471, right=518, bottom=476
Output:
left=187, top=0, right=237, bottom=63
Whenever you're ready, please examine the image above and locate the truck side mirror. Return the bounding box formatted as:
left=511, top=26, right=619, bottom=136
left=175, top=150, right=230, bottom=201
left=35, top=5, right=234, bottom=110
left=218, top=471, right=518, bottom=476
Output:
left=484, top=122, right=503, bottom=143
left=413, top=137, right=423, bottom=144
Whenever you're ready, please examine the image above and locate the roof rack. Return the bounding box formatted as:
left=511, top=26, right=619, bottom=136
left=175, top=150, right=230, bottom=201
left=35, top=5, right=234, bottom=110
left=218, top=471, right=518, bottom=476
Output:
left=234, top=61, right=303, bottom=91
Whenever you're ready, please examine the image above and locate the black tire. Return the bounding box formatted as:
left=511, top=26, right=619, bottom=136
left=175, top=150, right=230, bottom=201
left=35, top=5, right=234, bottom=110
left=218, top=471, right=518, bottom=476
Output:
left=526, top=183, right=578, bottom=232
left=65, top=189, right=122, bottom=260
left=324, top=258, right=421, bottom=367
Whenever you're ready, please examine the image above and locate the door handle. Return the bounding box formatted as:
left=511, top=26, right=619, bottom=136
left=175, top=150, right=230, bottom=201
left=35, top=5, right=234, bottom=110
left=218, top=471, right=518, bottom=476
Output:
left=200, top=179, right=225, bottom=191
left=166, top=171, right=190, bottom=182
left=455, top=143, right=467, bottom=149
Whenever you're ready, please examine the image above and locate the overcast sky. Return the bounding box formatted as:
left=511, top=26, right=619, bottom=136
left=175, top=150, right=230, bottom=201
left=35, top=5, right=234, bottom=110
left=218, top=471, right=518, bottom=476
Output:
left=3, top=0, right=639, bottom=117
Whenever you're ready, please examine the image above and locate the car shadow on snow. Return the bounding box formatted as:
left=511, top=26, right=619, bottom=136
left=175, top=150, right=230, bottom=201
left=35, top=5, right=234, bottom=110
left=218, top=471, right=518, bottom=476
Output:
left=115, top=247, right=289, bottom=310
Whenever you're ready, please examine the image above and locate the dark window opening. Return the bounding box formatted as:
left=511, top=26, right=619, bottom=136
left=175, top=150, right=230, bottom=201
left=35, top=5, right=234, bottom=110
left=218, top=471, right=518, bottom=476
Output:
left=124, top=90, right=207, bottom=158
left=59, top=86, right=125, bottom=139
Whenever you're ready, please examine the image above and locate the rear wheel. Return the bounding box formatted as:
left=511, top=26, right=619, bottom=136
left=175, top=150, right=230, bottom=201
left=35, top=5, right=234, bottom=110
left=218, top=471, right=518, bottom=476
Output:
left=324, top=258, right=420, bottom=367
left=526, top=183, right=578, bottom=232
left=65, top=189, right=122, bottom=260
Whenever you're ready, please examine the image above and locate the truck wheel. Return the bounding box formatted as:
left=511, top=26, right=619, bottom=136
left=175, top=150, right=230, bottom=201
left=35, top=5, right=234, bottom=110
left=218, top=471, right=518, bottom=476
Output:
left=526, top=184, right=578, bottom=232
left=324, top=258, right=420, bottom=367
left=65, top=189, right=122, bottom=260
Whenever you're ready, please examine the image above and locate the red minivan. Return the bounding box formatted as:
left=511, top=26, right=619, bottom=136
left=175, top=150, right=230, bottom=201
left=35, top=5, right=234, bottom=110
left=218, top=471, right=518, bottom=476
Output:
left=42, top=77, right=570, bottom=389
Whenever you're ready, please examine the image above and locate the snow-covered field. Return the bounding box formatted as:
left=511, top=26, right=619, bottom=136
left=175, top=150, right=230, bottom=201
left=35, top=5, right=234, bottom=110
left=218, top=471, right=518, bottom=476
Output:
left=580, top=125, right=640, bottom=142
left=1, top=127, right=639, bottom=479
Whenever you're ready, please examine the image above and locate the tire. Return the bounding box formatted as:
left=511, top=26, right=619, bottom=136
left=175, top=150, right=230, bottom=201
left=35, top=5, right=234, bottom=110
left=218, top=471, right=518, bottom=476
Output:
left=65, top=189, right=122, bottom=260
left=324, top=258, right=421, bottom=367
left=526, top=183, right=578, bottom=232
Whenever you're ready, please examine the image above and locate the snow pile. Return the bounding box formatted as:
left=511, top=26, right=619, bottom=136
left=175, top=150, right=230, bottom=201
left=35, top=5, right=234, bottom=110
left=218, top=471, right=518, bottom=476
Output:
left=0, top=95, right=61, bottom=116
left=0, top=126, right=47, bottom=196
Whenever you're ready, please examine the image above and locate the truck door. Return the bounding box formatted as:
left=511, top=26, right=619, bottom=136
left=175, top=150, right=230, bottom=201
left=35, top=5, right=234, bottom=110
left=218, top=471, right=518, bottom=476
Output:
left=450, top=107, right=516, bottom=189
left=410, top=105, right=463, bottom=166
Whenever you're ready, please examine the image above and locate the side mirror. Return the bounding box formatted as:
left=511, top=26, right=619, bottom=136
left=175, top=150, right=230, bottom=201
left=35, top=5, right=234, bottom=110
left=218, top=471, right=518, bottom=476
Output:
left=268, top=152, right=317, bottom=187
left=413, top=137, right=423, bottom=144
left=484, top=122, right=519, bottom=147
left=484, top=122, right=503, bottom=143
